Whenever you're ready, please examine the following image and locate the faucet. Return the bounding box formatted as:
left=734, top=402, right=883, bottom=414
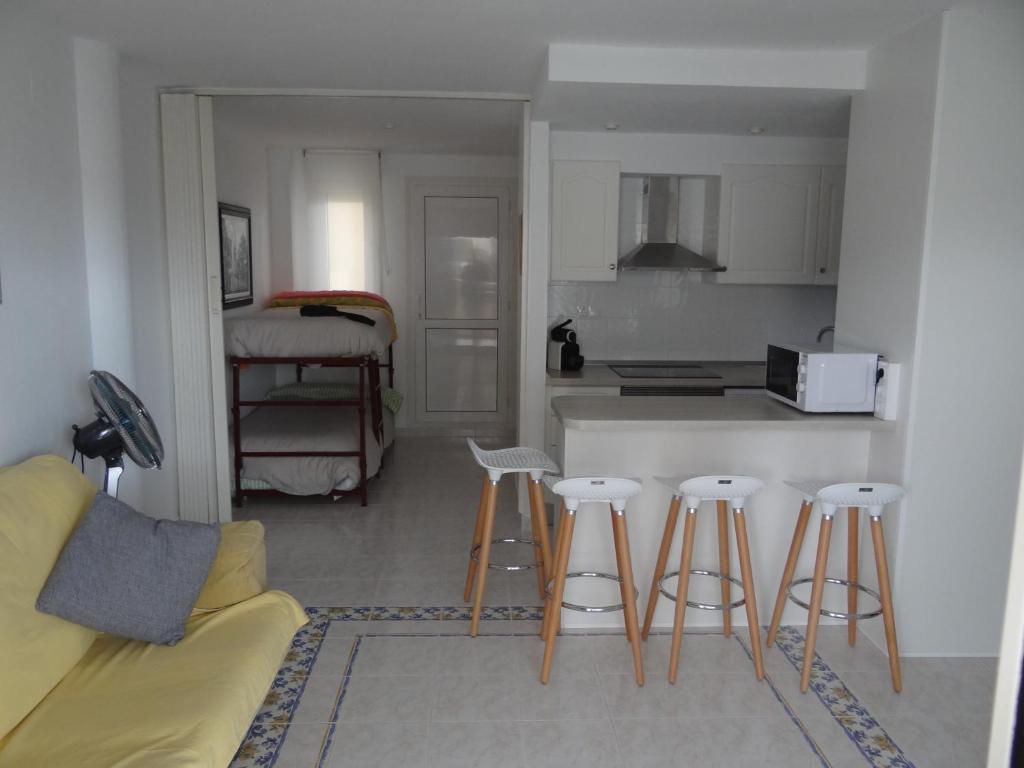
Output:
left=817, top=325, right=835, bottom=343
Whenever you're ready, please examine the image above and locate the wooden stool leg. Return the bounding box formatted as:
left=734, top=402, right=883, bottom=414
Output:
left=668, top=508, right=698, bottom=684
left=541, top=509, right=576, bottom=684
left=611, top=509, right=645, bottom=686
left=870, top=516, right=902, bottom=692
left=767, top=500, right=813, bottom=647
left=540, top=503, right=568, bottom=639
left=470, top=480, right=499, bottom=637
left=529, top=489, right=546, bottom=601
left=463, top=475, right=490, bottom=602
left=733, top=507, right=764, bottom=680
left=610, top=505, right=633, bottom=646
left=642, top=497, right=681, bottom=640
left=800, top=515, right=834, bottom=692
left=848, top=507, right=859, bottom=646
left=717, top=500, right=732, bottom=637
left=532, top=481, right=557, bottom=602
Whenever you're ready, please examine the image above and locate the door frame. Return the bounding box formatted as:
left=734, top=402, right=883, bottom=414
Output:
left=160, top=89, right=529, bottom=521
left=407, top=177, right=517, bottom=430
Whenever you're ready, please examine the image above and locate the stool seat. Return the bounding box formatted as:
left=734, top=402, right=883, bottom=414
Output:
left=467, top=439, right=559, bottom=480
left=658, top=475, right=764, bottom=508
left=546, top=476, right=642, bottom=511
left=784, top=480, right=905, bottom=515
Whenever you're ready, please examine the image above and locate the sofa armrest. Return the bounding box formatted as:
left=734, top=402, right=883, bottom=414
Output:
left=193, top=521, right=267, bottom=612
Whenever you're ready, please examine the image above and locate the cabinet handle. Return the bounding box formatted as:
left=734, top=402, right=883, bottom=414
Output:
left=819, top=267, right=826, bottom=274
left=608, top=263, right=616, bottom=270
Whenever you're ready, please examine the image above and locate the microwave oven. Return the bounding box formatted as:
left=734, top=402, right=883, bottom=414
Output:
left=765, top=343, right=880, bottom=413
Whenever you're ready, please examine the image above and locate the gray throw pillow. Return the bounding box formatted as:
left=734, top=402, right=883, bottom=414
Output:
left=36, top=492, right=220, bottom=645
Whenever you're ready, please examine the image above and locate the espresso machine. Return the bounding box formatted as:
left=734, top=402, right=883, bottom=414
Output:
left=547, top=319, right=584, bottom=371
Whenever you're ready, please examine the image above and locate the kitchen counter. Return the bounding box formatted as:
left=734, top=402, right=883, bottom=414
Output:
left=548, top=392, right=885, bottom=632
left=552, top=394, right=891, bottom=431
left=546, top=361, right=766, bottom=389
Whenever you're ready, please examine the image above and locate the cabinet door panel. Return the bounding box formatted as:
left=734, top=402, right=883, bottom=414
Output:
left=551, top=160, right=620, bottom=281
left=716, top=165, right=821, bottom=284
left=815, top=166, right=846, bottom=285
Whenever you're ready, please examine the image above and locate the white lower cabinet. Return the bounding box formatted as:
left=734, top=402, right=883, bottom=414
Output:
left=545, top=385, right=619, bottom=472
left=715, top=164, right=845, bottom=285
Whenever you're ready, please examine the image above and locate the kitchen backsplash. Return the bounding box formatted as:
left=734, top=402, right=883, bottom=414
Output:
left=548, top=271, right=837, bottom=361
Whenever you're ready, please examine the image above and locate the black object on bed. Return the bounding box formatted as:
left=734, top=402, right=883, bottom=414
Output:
left=299, top=304, right=376, bottom=325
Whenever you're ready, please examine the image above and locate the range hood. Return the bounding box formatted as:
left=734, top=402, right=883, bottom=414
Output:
left=618, top=176, right=725, bottom=272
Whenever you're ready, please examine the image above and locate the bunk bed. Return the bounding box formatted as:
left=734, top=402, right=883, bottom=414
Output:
left=224, top=291, right=398, bottom=506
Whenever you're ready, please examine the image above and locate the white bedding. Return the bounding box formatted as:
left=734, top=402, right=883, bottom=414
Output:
left=238, top=405, right=388, bottom=495
left=225, top=306, right=393, bottom=358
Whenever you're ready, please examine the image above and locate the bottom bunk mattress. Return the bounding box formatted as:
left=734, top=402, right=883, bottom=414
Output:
left=237, top=405, right=385, bottom=495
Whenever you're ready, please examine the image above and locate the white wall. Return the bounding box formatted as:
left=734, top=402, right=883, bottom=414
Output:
left=897, top=8, right=1024, bottom=656
left=546, top=131, right=846, bottom=361
left=834, top=14, right=944, bottom=653
left=836, top=8, right=1024, bottom=656
left=75, top=39, right=136, bottom=386
left=551, top=131, right=848, bottom=174
left=0, top=10, right=95, bottom=473
left=213, top=118, right=277, bottom=409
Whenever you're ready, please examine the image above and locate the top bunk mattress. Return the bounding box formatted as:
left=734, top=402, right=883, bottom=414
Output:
left=225, top=306, right=394, bottom=358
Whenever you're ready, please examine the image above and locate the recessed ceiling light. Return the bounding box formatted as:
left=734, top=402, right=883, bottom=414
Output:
left=383, top=121, right=397, bottom=130
left=604, top=122, right=620, bottom=131
left=748, top=126, right=765, bottom=135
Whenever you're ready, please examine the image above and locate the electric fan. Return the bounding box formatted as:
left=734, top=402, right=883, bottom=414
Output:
left=71, top=371, right=164, bottom=497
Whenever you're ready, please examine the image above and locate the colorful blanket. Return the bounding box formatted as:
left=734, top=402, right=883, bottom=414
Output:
left=266, top=291, right=398, bottom=342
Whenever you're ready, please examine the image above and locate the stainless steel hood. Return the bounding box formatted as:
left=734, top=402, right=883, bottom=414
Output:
left=618, top=176, right=725, bottom=272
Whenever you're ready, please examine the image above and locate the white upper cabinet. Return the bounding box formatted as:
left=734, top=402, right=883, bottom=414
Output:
left=551, top=160, right=620, bottom=282
left=715, top=164, right=824, bottom=284
left=814, top=165, right=846, bottom=285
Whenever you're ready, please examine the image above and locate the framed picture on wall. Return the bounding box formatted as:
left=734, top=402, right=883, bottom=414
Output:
left=218, top=203, right=253, bottom=309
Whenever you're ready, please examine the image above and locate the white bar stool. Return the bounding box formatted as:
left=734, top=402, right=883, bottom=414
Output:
left=463, top=439, right=560, bottom=637
left=766, top=481, right=906, bottom=693
left=541, top=476, right=645, bottom=686
left=642, top=475, right=766, bottom=683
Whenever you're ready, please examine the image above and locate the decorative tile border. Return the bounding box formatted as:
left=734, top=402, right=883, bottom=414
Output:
left=733, top=632, right=832, bottom=768
left=236, top=612, right=910, bottom=768
left=230, top=606, right=543, bottom=767
left=773, top=625, right=916, bottom=768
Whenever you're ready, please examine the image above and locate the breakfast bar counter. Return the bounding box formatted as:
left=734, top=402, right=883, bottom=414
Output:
left=548, top=395, right=890, bottom=631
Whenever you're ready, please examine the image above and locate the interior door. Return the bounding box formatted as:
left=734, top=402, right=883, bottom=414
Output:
left=410, top=180, right=514, bottom=426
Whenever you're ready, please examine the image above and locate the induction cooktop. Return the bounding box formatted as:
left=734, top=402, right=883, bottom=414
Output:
left=609, top=364, right=722, bottom=379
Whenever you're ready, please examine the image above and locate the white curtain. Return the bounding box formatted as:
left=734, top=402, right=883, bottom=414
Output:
left=290, top=149, right=385, bottom=293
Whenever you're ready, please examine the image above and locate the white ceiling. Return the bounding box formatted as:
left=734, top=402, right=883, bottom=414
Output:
left=27, top=0, right=1012, bottom=94
left=536, top=83, right=853, bottom=137
left=213, top=96, right=522, bottom=156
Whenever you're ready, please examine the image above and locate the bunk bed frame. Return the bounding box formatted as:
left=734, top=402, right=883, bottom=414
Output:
left=229, top=346, right=394, bottom=507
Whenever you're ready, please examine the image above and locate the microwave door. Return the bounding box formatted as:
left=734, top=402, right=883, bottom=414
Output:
left=766, top=345, right=799, bottom=402
left=812, top=359, right=877, bottom=411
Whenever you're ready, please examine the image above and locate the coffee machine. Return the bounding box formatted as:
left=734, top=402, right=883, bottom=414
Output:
left=547, top=319, right=584, bottom=371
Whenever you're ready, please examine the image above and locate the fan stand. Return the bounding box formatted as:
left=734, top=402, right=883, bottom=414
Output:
left=102, top=454, right=125, bottom=498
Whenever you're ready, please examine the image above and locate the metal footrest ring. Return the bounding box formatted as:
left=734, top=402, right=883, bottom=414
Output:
left=470, top=538, right=538, bottom=571
left=787, top=577, right=883, bottom=620
left=658, top=569, right=746, bottom=610
left=545, top=571, right=639, bottom=613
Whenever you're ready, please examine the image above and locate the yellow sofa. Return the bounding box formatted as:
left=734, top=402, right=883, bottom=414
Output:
left=0, top=455, right=308, bottom=767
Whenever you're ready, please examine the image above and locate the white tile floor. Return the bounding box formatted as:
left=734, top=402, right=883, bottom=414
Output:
left=234, top=435, right=996, bottom=768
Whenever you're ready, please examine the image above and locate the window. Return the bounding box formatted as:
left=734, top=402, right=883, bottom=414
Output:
left=327, top=201, right=366, bottom=290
